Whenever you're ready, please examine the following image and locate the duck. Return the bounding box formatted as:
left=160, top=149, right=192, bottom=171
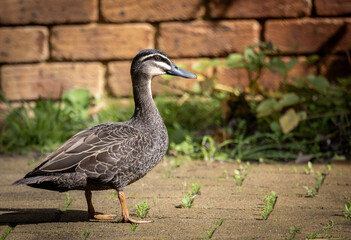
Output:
left=13, top=49, right=197, bottom=223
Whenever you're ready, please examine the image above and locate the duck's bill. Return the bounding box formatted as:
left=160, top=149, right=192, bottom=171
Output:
left=166, top=63, right=197, bottom=79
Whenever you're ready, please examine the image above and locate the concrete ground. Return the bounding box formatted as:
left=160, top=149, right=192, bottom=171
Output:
left=0, top=156, right=350, bottom=239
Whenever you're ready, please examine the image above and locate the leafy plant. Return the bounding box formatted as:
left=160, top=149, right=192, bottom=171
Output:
left=233, top=165, right=249, bottom=187
left=177, top=183, right=201, bottom=208
left=306, top=218, right=336, bottom=239
left=206, top=219, right=223, bottom=239
left=129, top=200, right=151, bottom=232
left=0, top=89, right=91, bottom=154
left=304, top=171, right=325, bottom=198
left=261, top=191, right=277, bottom=220
left=286, top=226, right=300, bottom=240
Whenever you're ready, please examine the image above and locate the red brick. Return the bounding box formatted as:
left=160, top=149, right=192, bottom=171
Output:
left=216, top=57, right=316, bottom=90
left=1, top=63, right=104, bottom=101
left=0, top=27, right=48, bottom=63
left=315, top=0, right=351, bottom=16
left=209, top=0, right=311, bottom=18
left=51, top=24, right=154, bottom=60
left=159, top=21, right=260, bottom=58
left=101, top=0, right=204, bottom=23
left=265, top=18, right=351, bottom=54
left=108, top=59, right=204, bottom=97
left=0, top=0, right=97, bottom=24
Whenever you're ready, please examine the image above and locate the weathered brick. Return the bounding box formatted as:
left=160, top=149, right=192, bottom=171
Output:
left=1, top=63, right=104, bottom=101
left=265, top=18, right=351, bottom=54
left=216, top=57, right=315, bottom=90
left=209, top=0, right=311, bottom=18
left=0, top=27, right=48, bottom=63
left=108, top=59, right=207, bottom=97
left=315, top=0, right=351, bottom=16
left=101, top=0, right=204, bottom=23
left=51, top=24, right=154, bottom=60
left=159, top=21, right=260, bottom=58
left=0, top=0, right=97, bottom=24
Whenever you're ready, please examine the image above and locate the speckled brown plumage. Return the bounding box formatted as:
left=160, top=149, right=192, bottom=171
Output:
left=14, top=49, right=197, bottom=223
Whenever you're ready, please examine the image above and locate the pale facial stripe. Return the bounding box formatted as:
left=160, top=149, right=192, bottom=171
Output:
left=139, top=53, right=172, bottom=66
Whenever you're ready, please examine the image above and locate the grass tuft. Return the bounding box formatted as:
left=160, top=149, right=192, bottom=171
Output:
left=304, top=171, right=326, bottom=198
left=306, top=218, right=337, bottom=239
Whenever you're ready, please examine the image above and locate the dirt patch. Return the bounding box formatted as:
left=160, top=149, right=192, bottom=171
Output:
left=0, top=156, right=350, bottom=239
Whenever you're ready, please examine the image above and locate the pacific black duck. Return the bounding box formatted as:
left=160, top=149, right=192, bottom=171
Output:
left=14, top=49, right=197, bottom=223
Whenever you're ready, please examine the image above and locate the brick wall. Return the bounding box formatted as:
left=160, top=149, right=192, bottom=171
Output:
left=0, top=0, right=350, bottom=101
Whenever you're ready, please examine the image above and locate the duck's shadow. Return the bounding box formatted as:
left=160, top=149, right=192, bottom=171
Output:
left=0, top=208, right=89, bottom=225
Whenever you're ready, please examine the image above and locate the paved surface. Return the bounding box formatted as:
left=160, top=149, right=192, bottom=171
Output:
left=0, top=156, right=350, bottom=239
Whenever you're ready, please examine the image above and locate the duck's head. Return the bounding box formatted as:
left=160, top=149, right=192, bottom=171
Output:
left=131, top=49, right=197, bottom=80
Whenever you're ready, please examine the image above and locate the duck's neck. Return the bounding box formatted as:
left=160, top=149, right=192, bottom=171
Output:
left=130, top=73, right=161, bottom=125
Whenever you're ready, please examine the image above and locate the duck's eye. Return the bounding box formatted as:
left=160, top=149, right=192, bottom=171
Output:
left=154, top=56, right=161, bottom=61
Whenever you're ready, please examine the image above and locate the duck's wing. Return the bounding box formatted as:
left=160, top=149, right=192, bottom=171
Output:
left=24, top=123, right=142, bottom=179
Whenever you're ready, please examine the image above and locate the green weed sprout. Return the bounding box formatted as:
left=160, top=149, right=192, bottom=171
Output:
left=130, top=200, right=152, bottom=232
left=206, top=219, right=223, bottom=239
left=304, top=171, right=325, bottom=198
left=177, top=183, right=201, bottom=208
left=286, top=226, right=300, bottom=240
left=306, top=218, right=336, bottom=239
left=345, top=201, right=351, bottom=221
left=136, top=200, right=151, bottom=219
left=62, top=193, right=72, bottom=212
left=261, top=191, right=277, bottom=220
left=304, top=161, right=314, bottom=174
left=82, top=230, right=90, bottom=240
left=0, top=226, right=13, bottom=240
left=234, top=165, right=249, bottom=186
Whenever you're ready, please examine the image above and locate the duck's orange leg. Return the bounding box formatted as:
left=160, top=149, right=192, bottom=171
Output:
left=85, top=189, right=116, bottom=220
left=117, top=191, right=153, bottom=223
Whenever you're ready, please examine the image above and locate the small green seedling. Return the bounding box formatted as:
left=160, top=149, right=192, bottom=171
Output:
left=129, top=200, right=152, bottom=232
left=304, top=171, right=325, bottom=198
left=62, top=192, right=72, bottom=212
left=306, top=218, right=336, bottom=239
left=153, top=196, right=158, bottom=205
left=344, top=201, right=351, bottom=221
left=261, top=191, right=277, bottom=220
left=326, top=164, right=332, bottom=171
left=217, top=170, right=229, bottom=179
left=234, top=165, right=249, bottom=187
left=286, top=226, right=300, bottom=240
left=108, top=191, right=117, bottom=199
left=206, top=219, right=223, bottom=239
left=82, top=230, right=90, bottom=240
left=304, top=161, right=314, bottom=174
left=177, top=183, right=201, bottom=208
left=0, top=226, right=13, bottom=240
left=136, top=200, right=151, bottom=219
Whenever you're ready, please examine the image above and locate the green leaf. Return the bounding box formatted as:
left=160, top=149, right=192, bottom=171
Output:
left=257, top=99, right=278, bottom=118
left=274, top=93, right=300, bottom=111
left=225, top=53, right=244, bottom=68
left=306, top=75, right=330, bottom=93
left=279, top=108, right=306, bottom=134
